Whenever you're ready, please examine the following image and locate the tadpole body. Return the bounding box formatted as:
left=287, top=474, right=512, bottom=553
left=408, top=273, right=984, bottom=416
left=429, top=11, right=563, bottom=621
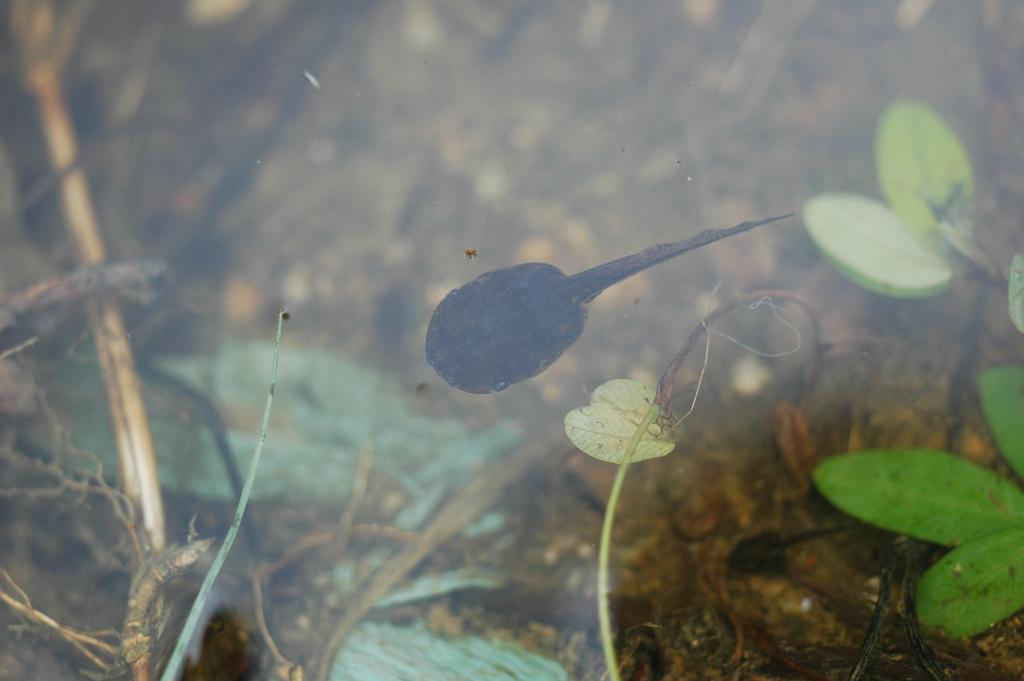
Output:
left=425, top=214, right=793, bottom=393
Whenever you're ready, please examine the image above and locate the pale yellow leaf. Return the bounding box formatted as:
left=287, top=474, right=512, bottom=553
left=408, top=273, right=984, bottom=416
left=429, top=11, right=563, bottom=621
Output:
left=564, top=379, right=675, bottom=464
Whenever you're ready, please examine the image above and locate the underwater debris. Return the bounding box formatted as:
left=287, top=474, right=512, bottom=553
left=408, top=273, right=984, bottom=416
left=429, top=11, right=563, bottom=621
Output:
left=66, top=340, right=520, bottom=507
left=329, top=621, right=569, bottom=681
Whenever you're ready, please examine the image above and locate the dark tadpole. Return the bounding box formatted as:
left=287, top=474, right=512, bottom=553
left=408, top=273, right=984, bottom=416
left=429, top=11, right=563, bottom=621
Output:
left=425, top=213, right=793, bottom=394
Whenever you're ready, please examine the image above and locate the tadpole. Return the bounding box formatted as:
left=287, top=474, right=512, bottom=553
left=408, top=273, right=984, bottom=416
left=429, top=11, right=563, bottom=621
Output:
left=425, top=214, right=793, bottom=393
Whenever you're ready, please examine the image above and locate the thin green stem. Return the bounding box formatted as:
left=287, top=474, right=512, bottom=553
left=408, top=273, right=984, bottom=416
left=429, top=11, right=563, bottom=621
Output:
left=159, top=311, right=286, bottom=681
left=597, top=403, right=660, bottom=681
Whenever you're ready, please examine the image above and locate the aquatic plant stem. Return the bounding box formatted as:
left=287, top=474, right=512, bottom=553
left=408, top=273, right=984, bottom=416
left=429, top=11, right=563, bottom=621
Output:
left=0, top=569, right=118, bottom=669
left=598, top=403, right=660, bottom=681
left=158, top=311, right=286, bottom=681
left=12, top=0, right=166, bottom=551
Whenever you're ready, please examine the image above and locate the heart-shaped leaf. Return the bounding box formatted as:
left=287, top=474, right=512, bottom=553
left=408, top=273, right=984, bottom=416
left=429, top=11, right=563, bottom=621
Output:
left=812, top=449, right=1024, bottom=546
left=918, top=527, right=1024, bottom=638
left=564, top=378, right=675, bottom=464
left=876, top=100, right=974, bottom=238
left=803, top=193, right=952, bottom=297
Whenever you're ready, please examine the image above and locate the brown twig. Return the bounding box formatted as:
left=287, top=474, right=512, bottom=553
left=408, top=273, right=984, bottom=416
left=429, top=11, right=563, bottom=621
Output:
left=0, top=569, right=119, bottom=669
left=255, top=527, right=340, bottom=581
left=251, top=575, right=298, bottom=676
left=255, top=444, right=376, bottom=584
left=254, top=522, right=417, bottom=589
left=314, top=435, right=557, bottom=681
left=0, top=260, right=169, bottom=355
left=250, top=444, right=375, bottom=677
left=10, top=0, right=166, bottom=551
left=350, top=523, right=418, bottom=543
left=336, top=443, right=374, bottom=554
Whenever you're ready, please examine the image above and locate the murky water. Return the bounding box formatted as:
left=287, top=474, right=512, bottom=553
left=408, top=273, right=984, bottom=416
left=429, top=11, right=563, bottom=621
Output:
left=1, top=1, right=1023, bottom=679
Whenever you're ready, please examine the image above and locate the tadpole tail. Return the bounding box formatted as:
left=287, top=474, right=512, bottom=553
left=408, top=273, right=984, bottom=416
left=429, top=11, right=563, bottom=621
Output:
left=568, top=213, right=795, bottom=302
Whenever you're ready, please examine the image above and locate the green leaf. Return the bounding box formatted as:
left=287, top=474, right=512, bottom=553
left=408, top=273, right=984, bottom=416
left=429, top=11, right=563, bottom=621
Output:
left=1009, top=254, right=1024, bottom=334
left=918, top=527, right=1024, bottom=637
left=812, top=449, right=1024, bottom=545
left=978, top=365, right=1024, bottom=479
left=563, top=378, right=675, bottom=464
left=802, top=193, right=952, bottom=297
left=876, top=100, right=974, bottom=238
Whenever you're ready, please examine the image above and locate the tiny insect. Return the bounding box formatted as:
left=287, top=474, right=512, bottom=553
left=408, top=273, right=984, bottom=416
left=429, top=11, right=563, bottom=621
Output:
left=464, top=248, right=478, bottom=260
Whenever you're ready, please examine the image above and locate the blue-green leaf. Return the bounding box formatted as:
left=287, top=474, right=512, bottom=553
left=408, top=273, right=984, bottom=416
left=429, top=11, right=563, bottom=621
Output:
left=331, top=622, right=569, bottom=681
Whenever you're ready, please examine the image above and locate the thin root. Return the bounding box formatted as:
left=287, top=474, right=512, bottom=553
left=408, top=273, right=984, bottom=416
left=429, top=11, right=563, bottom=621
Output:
left=0, top=569, right=118, bottom=669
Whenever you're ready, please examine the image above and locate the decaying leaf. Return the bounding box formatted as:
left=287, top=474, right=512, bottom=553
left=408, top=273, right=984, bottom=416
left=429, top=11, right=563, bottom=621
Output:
left=62, top=341, right=521, bottom=514
left=563, top=378, right=674, bottom=464
left=330, top=621, right=568, bottom=681
left=772, top=401, right=815, bottom=493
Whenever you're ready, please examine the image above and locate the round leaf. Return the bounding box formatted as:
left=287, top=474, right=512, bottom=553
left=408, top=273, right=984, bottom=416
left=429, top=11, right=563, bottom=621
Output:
left=918, top=527, right=1024, bottom=638
left=1009, top=254, right=1024, bottom=334
left=876, top=100, right=974, bottom=238
left=812, top=449, right=1024, bottom=546
left=803, top=193, right=952, bottom=297
left=564, top=378, right=675, bottom=464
